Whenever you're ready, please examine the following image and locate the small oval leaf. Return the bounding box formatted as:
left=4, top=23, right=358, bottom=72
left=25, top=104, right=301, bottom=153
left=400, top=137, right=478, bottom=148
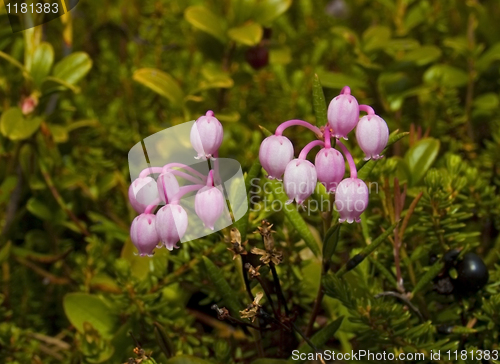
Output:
left=133, top=68, right=184, bottom=105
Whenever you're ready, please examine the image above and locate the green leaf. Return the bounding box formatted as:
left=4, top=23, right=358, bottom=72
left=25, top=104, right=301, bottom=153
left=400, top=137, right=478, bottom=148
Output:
left=336, top=220, right=399, bottom=277
left=185, top=6, right=227, bottom=42
left=477, top=42, right=500, bottom=72
left=0, top=108, right=42, bottom=141
left=195, top=65, right=234, bottom=92
left=202, top=256, right=242, bottom=315
left=30, top=42, right=54, bottom=87
left=0, top=50, right=31, bottom=79
left=228, top=23, right=263, bottom=46
left=423, top=64, right=468, bottom=88
left=253, top=0, right=292, bottom=24
left=312, top=74, right=327, bottom=127
left=400, top=45, right=441, bottom=66
left=53, top=52, right=92, bottom=85
left=315, top=70, right=365, bottom=90
left=404, top=137, right=440, bottom=186
left=44, top=76, right=81, bottom=93
left=323, top=224, right=340, bottom=264
left=165, top=356, right=212, bottom=364
left=291, top=316, right=344, bottom=363
left=412, top=261, right=444, bottom=296
left=63, top=293, right=117, bottom=339
left=362, top=26, right=391, bottom=53
left=0, top=175, right=18, bottom=205
left=270, top=180, right=321, bottom=257
left=133, top=68, right=184, bottom=105
left=154, top=322, right=174, bottom=359
left=26, top=198, right=53, bottom=221
left=233, top=159, right=262, bottom=242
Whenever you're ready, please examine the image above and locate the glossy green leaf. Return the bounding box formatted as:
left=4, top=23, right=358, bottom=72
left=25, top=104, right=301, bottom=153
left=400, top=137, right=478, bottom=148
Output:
left=253, top=0, right=292, bottom=24
left=133, top=68, right=184, bottom=105
left=270, top=180, right=321, bottom=257
left=185, top=6, right=226, bottom=42
left=228, top=23, right=263, bottom=46
left=202, top=256, right=242, bottom=315
left=477, top=42, right=500, bottom=72
left=423, top=64, right=468, bottom=88
left=412, top=261, right=444, bottom=296
left=362, top=26, right=391, bottom=52
left=312, top=74, right=327, bottom=127
left=315, top=70, right=365, bottom=90
left=26, top=197, right=53, bottom=220
left=53, top=52, right=92, bottom=85
left=291, top=316, right=344, bottom=363
left=30, top=42, right=54, bottom=87
left=165, top=356, right=212, bottom=364
left=0, top=108, right=42, bottom=141
left=63, top=293, right=117, bottom=339
left=404, top=137, right=440, bottom=186
left=400, top=45, right=441, bottom=66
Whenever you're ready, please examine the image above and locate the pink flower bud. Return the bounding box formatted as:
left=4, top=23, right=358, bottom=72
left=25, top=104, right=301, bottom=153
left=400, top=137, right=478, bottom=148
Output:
left=334, top=178, right=368, bottom=223
left=156, top=204, right=188, bottom=251
left=195, top=186, right=225, bottom=230
left=314, top=148, right=345, bottom=193
left=327, top=94, right=359, bottom=139
left=157, top=172, right=180, bottom=204
left=20, top=95, right=38, bottom=115
left=259, top=135, right=294, bottom=180
left=190, top=110, right=223, bottom=159
left=129, top=177, right=160, bottom=214
left=355, top=115, right=389, bottom=160
left=284, top=159, right=317, bottom=204
left=130, top=214, right=159, bottom=256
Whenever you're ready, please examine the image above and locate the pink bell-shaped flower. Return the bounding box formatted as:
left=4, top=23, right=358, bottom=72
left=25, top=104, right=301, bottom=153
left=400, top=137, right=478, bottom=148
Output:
left=355, top=114, right=389, bottom=160
left=190, top=110, right=223, bottom=159
left=315, top=148, right=345, bottom=193
left=259, top=135, right=294, bottom=180
left=327, top=88, right=359, bottom=139
left=156, top=204, right=188, bottom=251
left=334, top=178, right=369, bottom=223
left=284, top=159, right=317, bottom=204
left=129, top=176, right=160, bottom=214
left=195, top=186, right=225, bottom=230
left=157, top=172, right=180, bottom=204
left=130, top=213, right=159, bottom=256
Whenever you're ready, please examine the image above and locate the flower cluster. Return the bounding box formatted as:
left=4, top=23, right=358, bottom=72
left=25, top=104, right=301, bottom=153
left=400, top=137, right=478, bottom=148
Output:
left=128, top=111, right=226, bottom=256
left=259, top=86, right=389, bottom=223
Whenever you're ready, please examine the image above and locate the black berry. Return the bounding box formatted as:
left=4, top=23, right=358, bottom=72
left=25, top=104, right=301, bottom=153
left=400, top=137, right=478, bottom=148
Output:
left=245, top=45, right=269, bottom=70
left=453, top=253, right=489, bottom=296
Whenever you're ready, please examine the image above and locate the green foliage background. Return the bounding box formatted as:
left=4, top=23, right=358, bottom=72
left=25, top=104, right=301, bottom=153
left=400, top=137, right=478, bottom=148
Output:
left=1, top=0, right=500, bottom=363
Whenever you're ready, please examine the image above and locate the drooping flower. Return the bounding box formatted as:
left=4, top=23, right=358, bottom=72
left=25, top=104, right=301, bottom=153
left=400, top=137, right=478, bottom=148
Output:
left=315, top=148, right=345, bottom=193
left=334, top=178, right=369, bottom=223
left=130, top=214, right=159, bottom=256
left=129, top=176, right=159, bottom=213
left=327, top=89, right=359, bottom=139
left=356, top=114, right=389, bottom=160
left=259, top=135, right=294, bottom=180
left=195, top=186, right=225, bottom=230
left=157, top=172, right=180, bottom=204
left=283, top=159, right=317, bottom=204
left=156, top=204, right=188, bottom=251
left=190, top=110, right=223, bottom=159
